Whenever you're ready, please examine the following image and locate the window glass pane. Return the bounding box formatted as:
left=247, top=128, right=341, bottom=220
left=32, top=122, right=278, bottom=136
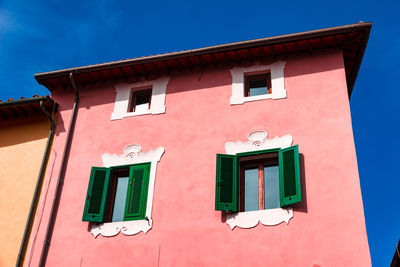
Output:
left=112, top=176, right=129, bottom=222
left=135, top=103, right=149, bottom=112
left=135, top=92, right=151, bottom=112
left=248, top=75, right=269, bottom=96
left=129, top=90, right=151, bottom=112
left=135, top=93, right=150, bottom=105
left=249, top=87, right=268, bottom=96
left=244, top=168, right=259, bottom=211
left=264, top=165, right=280, bottom=209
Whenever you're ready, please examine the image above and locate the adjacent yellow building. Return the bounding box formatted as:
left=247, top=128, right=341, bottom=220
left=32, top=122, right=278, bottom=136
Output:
left=0, top=96, right=56, bottom=267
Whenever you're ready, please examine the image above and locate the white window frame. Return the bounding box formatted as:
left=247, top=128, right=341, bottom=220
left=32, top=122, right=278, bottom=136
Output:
left=111, top=77, right=170, bottom=120
left=230, top=61, right=287, bottom=105
left=223, top=131, right=294, bottom=230
left=90, top=146, right=164, bottom=237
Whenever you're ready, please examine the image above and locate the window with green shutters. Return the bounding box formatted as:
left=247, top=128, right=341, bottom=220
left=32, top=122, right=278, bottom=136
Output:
left=215, top=145, right=301, bottom=212
left=82, top=162, right=150, bottom=223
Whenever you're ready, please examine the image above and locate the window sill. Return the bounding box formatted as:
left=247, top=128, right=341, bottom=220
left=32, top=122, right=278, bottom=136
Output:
left=114, top=108, right=164, bottom=119
left=226, top=208, right=293, bottom=230
left=91, top=219, right=152, bottom=237
left=241, top=90, right=286, bottom=103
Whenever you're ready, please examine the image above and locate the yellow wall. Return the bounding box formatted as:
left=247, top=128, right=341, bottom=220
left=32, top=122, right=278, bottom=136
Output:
left=0, top=118, right=49, bottom=267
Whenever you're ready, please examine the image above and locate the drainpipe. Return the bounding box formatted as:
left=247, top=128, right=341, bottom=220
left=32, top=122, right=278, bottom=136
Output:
left=39, top=73, right=79, bottom=267
left=16, top=98, right=57, bottom=267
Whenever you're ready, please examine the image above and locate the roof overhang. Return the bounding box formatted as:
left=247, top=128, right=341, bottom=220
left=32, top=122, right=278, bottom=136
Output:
left=0, top=95, right=56, bottom=120
left=35, top=22, right=372, bottom=97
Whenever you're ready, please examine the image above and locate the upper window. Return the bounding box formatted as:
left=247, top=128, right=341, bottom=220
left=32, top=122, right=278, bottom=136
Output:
left=129, top=88, right=152, bottom=113
left=111, top=77, right=169, bottom=120
left=245, top=73, right=272, bottom=97
left=82, top=163, right=150, bottom=223
left=215, top=145, right=301, bottom=213
left=230, top=61, right=287, bottom=105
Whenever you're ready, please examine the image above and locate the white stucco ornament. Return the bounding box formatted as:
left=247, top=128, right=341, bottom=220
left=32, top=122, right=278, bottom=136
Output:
left=248, top=130, right=267, bottom=146
left=224, top=130, right=294, bottom=229
left=90, top=144, right=164, bottom=238
left=91, top=219, right=153, bottom=238
left=226, top=209, right=293, bottom=230
left=225, top=132, right=292, bottom=155
left=123, top=144, right=142, bottom=157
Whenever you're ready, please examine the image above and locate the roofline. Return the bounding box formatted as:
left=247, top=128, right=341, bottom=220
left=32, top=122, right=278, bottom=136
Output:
left=35, top=22, right=372, bottom=81
left=0, top=95, right=54, bottom=108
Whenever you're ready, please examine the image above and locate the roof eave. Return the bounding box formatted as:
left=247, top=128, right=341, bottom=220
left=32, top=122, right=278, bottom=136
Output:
left=0, top=95, right=53, bottom=108
left=34, top=22, right=372, bottom=97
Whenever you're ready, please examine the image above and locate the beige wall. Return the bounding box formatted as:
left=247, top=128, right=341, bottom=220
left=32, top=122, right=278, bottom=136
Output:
left=0, top=118, right=49, bottom=267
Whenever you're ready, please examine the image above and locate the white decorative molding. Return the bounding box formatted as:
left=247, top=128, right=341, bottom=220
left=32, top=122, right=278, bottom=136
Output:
left=225, top=134, right=292, bottom=155
left=90, top=146, right=164, bottom=237
left=91, top=219, right=152, bottom=238
left=224, top=131, right=294, bottom=229
left=248, top=130, right=268, bottom=146
left=123, top=144, right=142, bottom=158
left=226, top=209, right=293, bottom=230
left=102, top=147, right=164, bottom=167
left=230, top=60, right=287, bottom=105
left=111, top=76, right=170, bottom=120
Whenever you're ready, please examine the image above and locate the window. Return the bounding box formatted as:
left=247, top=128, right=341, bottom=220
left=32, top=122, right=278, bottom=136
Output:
left=82, top=163, right=150, bottom=223
left=129, top=88, right=152, bottom=113
left=215, top=145, right=301, bottom=212
left=230, top=61, right=287, bottom=105
left=111, top=77, right=169, bottom=120
left=245, top=73, right=272, bottom=97
left=239, top=151, right=279, bottom=211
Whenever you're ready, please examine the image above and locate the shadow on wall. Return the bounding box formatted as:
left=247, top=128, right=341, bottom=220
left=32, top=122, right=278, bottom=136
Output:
left=283, top=51, right=343, bottom=79
left=293, top=153, right=307, bottom=213
left=54, top=112, right=66, bottom=137
left=0, top=117, right=50, bottom=148
left=50, top=51, right=342, bottom=121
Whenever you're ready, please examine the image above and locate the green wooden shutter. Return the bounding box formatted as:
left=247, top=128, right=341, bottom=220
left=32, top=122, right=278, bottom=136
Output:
left=82, top=167, right=111, bottom=222
left=215, top=154, right=238, bottom=212
left=279, top=145, right=301, bottom=207
left=124, top=163, right=150, bottom=221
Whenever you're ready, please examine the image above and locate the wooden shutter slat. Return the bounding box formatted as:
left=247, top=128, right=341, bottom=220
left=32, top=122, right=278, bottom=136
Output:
left=124, top=163, right=150, bottom=220
left=215, top=154, right=238, bottom=212
left=82, top=167, right=111, bottom=222
left=279, top=145, right=301, bottom=207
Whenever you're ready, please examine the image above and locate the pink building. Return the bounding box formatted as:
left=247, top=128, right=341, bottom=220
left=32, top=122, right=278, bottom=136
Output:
left=25, top=23, right=371, bottom=266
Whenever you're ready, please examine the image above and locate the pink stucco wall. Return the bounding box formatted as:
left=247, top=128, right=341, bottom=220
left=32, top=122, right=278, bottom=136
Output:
left=27, top=50, right=370, bottom=266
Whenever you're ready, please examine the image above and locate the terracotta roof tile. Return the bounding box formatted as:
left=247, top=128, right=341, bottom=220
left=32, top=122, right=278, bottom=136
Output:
left=1, top=94, right=44, bottom=103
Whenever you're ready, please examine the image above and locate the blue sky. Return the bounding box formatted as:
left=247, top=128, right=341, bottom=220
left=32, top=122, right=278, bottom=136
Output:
left=1, top=0, right=399, bottom=265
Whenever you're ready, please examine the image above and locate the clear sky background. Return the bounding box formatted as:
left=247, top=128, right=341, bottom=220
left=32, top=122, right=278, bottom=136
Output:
left=0, top=0, right=399, bottom=265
